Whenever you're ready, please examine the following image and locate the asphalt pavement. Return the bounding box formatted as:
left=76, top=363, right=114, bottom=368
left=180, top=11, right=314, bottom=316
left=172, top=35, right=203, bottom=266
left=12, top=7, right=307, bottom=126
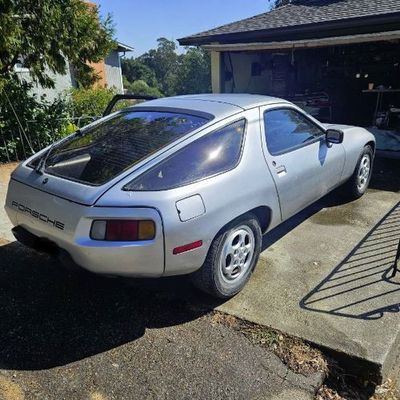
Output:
left=0, top=238, right=321, bottom=400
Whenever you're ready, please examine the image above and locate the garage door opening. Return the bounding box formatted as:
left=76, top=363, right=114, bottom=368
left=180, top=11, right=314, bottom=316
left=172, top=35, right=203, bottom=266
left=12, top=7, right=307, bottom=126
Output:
left=220, top=40, right=400, bottom=158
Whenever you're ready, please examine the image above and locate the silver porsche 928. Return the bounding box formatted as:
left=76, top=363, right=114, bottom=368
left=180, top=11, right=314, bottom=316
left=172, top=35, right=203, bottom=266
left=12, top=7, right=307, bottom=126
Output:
left=5, top=94, right=375, bottom=298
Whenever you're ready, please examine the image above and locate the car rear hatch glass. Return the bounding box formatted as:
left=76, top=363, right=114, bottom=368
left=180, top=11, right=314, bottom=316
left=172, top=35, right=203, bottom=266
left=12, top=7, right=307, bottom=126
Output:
left=29, top=110, right=210, bottom=186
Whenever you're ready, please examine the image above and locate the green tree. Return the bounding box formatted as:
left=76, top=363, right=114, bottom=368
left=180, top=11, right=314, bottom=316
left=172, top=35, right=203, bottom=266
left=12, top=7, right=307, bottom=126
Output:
left=174, top=48, right=211, bottom=95
left=0, top=0, right=115, bottom=88
left=139, top=38, right=180, bottom=95
left=121, top=38, right=212, bottom=97
left=123, top=78, right=163, bottom=98
left=121, top=58, right=158, bottom=87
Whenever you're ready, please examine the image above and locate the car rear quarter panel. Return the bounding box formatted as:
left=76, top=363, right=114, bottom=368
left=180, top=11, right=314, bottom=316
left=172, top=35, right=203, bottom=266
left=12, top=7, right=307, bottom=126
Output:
left=5, top=179, right=165, bottom=277
left=97, top=108, right=281, bottom=276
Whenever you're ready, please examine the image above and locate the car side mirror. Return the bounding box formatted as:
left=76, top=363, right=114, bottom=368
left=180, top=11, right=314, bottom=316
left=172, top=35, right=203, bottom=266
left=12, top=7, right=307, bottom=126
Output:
left=326, top=129, right=344, bottom=144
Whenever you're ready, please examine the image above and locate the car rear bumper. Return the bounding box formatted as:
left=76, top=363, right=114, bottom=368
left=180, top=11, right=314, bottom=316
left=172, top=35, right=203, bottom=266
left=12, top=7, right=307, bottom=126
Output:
left=5, top=179, right=165, bottom=277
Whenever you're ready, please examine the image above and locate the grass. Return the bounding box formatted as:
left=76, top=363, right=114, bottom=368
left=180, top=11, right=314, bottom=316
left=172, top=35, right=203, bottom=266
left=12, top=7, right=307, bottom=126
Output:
left=211, top=311, right=328, bottom=376
left=211, top=311, right=400, bottom=400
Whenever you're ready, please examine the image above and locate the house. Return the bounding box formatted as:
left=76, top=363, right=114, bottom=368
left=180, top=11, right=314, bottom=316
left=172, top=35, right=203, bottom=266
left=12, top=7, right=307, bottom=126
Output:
left=179, top=0, right=400, bottom=155
left=15, top=42, right=133, bottom=102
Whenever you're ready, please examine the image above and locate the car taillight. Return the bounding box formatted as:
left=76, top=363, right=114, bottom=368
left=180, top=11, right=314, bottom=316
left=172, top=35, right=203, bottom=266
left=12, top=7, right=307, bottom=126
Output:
left=90, top=220, right=155, bottom=241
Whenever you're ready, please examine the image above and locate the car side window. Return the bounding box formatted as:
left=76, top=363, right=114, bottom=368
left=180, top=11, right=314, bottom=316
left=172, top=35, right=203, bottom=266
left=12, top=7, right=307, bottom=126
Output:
left=124, top=119, right=246, bottom=191
left=264, top=109, right=325, bottom=155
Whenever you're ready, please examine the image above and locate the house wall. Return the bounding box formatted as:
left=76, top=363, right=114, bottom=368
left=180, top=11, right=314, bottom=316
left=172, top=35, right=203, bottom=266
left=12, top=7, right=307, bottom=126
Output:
left=220, top=52, right=272, bottom=95
left=16, top=65, right=75, bottom=102
left=89, top=59, right=107, bottom=88
left=104, top=50, right=124, bottom=93
left=15, top=50, right=125, bottom=101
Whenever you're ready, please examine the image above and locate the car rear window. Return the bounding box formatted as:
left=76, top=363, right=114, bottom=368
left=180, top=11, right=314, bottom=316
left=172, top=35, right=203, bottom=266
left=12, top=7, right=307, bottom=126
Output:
left=30, top=111, right=210, bottom=185
left=123, top=119, right=246, bottom=191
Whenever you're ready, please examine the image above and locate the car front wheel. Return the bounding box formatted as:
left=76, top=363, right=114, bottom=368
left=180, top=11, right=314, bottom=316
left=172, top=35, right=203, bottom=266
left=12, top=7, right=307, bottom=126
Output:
left=191, top=213, right=262, bottom=299
left=344, top=145, right=374, bottom=199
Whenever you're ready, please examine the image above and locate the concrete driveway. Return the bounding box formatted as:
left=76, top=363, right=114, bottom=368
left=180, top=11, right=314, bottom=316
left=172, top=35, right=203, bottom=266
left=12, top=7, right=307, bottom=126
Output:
left=218, top=158, right=400, bottom=380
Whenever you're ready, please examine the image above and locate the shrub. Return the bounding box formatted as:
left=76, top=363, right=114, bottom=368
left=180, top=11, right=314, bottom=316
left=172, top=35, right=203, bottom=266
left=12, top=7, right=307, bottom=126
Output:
left=68, top=86, right=117, bottom=119
left=123, top=78, right=162, bottom=98
left=0, top=77, right=72, bottom=163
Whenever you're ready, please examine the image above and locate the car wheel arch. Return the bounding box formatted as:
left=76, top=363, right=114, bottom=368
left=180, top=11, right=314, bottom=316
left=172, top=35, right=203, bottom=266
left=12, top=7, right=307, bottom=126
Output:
left=211, top=206, right=272, bottom=244
left=366, top=140, right=375, bottom=154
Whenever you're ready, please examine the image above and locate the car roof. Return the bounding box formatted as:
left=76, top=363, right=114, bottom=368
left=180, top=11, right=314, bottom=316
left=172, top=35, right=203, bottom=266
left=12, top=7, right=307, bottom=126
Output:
left=132, top=94, right=290, bottom=120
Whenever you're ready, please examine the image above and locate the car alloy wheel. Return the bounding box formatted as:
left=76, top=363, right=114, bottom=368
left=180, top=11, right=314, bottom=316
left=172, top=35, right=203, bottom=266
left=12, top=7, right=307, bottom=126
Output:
left=357, top=153, right=371, bottom=192
left=219, top=225, right=255, bottom=284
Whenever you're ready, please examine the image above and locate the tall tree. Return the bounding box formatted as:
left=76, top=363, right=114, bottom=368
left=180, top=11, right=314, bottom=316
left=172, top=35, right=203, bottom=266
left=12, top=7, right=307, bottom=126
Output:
left=139, top=38, right=180, bottom=95
left=121, top=58, right=158, bottom=87
left=174, top=48, right=211, bottom=95
left=0, top=0, right=115, bottom=88
left=121, top=38, right=212, bottom=97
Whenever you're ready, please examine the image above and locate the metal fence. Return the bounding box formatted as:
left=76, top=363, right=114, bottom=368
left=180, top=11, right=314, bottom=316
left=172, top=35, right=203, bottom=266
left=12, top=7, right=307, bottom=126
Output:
left=0, top=115, right=100, bottom=164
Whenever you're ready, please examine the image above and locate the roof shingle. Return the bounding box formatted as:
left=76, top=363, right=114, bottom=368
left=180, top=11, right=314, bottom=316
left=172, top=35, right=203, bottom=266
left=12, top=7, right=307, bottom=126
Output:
left=179, top=0, right=400, bottom=44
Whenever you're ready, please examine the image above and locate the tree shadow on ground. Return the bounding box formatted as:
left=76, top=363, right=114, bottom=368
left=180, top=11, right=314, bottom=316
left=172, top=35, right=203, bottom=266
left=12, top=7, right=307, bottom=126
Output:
left=0, top=241, right=221, bottom=371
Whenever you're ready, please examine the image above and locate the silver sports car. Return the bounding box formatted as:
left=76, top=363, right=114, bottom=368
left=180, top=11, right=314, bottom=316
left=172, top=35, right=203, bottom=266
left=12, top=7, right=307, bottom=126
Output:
left=4, top=94, right=375, bottom=298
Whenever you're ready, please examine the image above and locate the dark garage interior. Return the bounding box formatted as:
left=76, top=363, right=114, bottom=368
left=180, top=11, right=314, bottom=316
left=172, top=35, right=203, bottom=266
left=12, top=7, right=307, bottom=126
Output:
left=221, top=40, right=400, bottom=157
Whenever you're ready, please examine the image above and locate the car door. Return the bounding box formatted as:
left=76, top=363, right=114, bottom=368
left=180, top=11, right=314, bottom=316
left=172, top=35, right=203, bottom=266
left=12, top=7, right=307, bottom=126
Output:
left=259, top=105, right=345, bottom=221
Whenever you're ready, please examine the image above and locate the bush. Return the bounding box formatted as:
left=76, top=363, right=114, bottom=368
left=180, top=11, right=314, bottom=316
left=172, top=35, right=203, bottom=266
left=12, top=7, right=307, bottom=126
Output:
left=0, top=77, right=72, bottom=163
left=123, top=78, right=163, bottom=98
left=68, top=86, right=116, bottom=119
left=0, top=80, right=160, bottom=164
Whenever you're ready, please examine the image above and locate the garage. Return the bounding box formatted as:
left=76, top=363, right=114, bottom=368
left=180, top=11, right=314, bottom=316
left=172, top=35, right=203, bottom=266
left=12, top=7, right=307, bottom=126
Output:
left=179, top=0, right=400, bottom=157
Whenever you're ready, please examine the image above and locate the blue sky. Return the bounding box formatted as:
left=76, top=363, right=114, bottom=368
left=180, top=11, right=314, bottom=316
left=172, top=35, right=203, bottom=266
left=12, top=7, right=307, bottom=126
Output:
left=93, top=0, right=272, bottom=57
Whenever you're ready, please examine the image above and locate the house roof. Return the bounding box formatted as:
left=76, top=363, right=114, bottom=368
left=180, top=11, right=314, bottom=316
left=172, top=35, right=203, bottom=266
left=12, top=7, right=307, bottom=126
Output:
left=116, top=42, right=134, bottom=52
left=178, top=0, right=400, bottom=46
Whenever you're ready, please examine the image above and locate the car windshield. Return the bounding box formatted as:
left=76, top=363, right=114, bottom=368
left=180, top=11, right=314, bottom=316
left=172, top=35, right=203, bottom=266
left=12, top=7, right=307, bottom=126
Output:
left=29, top=111, right=210, bottom=185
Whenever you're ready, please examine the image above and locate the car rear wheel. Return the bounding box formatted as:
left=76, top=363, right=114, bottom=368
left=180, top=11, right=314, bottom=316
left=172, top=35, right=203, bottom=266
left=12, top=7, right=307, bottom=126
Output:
left=191, top=214, right=262, bottom=299
left=343, top=145, right=374, bottom=199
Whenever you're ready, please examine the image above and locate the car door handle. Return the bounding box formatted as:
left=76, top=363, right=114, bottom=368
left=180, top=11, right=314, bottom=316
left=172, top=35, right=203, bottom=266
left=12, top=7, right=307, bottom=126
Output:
left=275, top=165, right=287, bottom=176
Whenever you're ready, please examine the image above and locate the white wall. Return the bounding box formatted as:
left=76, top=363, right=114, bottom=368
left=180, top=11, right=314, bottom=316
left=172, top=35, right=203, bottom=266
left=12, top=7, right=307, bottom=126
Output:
left=221, top=52, right=273, bottom=94
left=104, top=50, right=124, bottom=93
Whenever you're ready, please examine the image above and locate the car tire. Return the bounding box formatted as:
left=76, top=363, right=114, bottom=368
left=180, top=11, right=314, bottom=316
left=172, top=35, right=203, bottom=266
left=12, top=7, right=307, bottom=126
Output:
left=343, top=145, right=374, bottom=200
left=191, top=213, right=262, bottom=299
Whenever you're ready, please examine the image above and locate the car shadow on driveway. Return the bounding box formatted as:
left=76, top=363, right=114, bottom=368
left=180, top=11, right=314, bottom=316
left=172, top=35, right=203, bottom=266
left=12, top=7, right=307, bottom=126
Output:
left=261, top=189, right=356, bottom=251
left=0, top=242, right=222, bottom=371
left=300, top=201, right=400, bottom=320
